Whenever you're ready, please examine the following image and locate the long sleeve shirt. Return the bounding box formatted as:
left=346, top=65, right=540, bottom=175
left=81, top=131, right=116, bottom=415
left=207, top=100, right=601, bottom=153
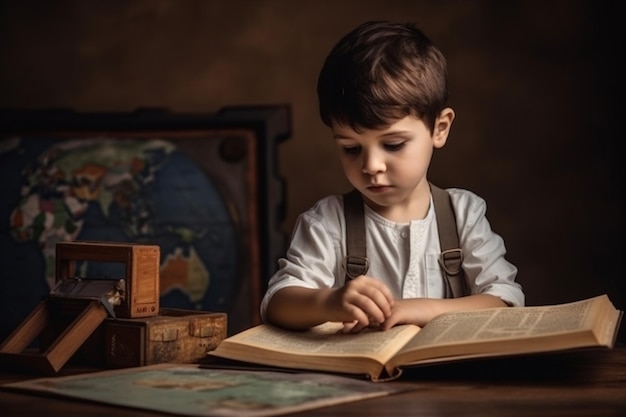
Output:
left=260, top=188, right=524, bottom=321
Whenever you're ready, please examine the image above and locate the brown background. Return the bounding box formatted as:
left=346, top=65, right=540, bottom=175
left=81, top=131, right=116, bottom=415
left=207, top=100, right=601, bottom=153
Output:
left=1, top=0, right=624, bottom=323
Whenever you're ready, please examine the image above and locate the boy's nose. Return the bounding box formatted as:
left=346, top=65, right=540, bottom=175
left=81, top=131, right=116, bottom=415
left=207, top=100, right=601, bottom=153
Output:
left=361, top=151, right=385, bottom=175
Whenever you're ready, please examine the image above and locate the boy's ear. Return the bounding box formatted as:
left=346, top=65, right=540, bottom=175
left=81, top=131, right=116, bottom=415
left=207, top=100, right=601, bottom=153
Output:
left=433, top=107, right=455, bottom=149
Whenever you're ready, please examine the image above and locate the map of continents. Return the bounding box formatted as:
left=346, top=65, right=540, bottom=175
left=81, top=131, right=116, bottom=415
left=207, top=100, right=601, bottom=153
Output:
left=1, top=137, right=238, bottom=324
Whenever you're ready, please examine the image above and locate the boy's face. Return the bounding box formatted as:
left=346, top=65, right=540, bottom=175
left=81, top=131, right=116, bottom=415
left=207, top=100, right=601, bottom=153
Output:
left=333, top=113, right=452, bottom=212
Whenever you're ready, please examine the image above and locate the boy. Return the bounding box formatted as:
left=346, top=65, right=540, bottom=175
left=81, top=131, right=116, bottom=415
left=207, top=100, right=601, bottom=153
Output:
left=261, top=20, right=524, bottom=333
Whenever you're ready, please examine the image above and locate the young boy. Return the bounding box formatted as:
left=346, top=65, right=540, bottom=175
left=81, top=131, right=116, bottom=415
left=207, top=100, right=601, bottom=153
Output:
left=260, top=20, right=524, bottom=333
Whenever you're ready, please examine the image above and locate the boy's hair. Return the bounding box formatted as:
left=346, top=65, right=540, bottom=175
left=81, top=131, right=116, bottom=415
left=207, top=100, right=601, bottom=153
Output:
left=317, top=21, right=448, bottom=133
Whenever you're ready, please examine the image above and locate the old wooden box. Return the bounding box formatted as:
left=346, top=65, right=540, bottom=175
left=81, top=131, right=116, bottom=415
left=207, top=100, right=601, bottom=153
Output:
left=102, top=309, right=227, bottom=368
left=0, top=298, right=109, bottom=374
left=0, top=240, right=162, bottom=374
left=56, top=241, right=160, bottom=318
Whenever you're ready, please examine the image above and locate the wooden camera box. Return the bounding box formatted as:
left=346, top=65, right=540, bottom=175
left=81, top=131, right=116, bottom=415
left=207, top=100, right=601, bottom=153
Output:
left=55, top=241, right=160, bottom=318
left=101, top=309, right=227, bottom=368
left=0, top=241, right=161, bottom=374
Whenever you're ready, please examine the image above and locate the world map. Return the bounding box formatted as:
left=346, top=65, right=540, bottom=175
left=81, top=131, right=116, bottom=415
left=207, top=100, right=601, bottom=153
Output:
left=0, top=136, right=239, bottom=338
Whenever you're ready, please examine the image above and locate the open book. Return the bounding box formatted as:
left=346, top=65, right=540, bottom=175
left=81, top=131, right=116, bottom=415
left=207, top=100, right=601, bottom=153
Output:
left=207, top=294, right=623, bottom=382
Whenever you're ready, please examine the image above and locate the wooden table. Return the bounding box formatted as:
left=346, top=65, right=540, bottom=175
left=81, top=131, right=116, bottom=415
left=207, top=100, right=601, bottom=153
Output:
left=1, top=346, right=625, bottom=417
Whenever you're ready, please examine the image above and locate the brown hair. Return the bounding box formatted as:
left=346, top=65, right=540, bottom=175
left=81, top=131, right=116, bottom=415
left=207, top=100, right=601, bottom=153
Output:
left=317, top=21, right=448, bottom=133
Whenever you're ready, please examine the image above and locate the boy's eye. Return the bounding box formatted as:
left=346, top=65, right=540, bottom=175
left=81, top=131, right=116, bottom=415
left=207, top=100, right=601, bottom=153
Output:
left=342, top=146, right=361, bottom=155
left=384, top=142, right=405, bottom=151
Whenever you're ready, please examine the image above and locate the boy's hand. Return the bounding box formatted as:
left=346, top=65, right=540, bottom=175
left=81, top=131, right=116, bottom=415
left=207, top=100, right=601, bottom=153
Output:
left=379, top=298, right=436, bottom=330
left=325, top=275, right=394, bottom=333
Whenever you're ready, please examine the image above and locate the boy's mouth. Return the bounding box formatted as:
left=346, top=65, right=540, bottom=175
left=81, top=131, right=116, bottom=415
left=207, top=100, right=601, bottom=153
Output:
left=367, top=184, right=391, bottom=193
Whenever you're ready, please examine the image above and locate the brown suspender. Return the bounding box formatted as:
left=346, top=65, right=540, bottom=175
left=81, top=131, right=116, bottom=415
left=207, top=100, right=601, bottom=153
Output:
left=344, top=188, right=369, bottom=279
left=430, top=184, right=468, bottom=298
left=342, top=183, right=469, bottom=298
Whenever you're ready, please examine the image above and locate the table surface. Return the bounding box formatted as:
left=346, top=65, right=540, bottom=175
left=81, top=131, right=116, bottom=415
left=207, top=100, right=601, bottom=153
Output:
left=1, top=346, right=625, bottom=417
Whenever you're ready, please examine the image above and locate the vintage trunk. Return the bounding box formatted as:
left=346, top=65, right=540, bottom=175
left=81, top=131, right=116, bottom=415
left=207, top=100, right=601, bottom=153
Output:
left=102, top=309, right=227, bottom=368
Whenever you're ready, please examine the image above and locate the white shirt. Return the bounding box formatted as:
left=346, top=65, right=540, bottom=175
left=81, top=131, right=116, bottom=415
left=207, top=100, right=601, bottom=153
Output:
left=260, top=188, right=525, bottom=321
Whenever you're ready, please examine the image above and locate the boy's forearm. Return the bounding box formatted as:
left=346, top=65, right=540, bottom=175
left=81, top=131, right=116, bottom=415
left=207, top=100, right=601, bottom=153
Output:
left=265, top=287, right=334, bottom=330
left=426, top=293, right=508, bottom=319
left=382, top=294, right=510, bottom=329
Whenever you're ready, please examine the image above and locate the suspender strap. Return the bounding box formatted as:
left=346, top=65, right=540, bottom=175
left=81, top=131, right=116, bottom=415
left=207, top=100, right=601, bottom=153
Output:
left=430, top=184, right=468, bottom=298
left=343, top=189, right=369, bottom=279
left=342, top=184, right=469, bottom=297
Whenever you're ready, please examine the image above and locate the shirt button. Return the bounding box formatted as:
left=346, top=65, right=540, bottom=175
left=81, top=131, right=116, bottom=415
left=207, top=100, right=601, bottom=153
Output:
left=401, top=232, right=408, bottom=238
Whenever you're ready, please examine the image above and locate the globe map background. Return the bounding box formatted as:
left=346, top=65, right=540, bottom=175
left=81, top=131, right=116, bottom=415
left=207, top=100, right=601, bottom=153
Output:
left=0, top=136, right=241, bottom=340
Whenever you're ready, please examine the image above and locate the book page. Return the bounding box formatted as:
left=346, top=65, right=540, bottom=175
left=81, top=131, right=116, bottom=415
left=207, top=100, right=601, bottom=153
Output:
left=392, top=295, right=619, bottom=366
left=413, top=298, right=593, bottom=347
left=209, top=322, right=421, bottom=380
left=220, top=322, right=419, bottom=361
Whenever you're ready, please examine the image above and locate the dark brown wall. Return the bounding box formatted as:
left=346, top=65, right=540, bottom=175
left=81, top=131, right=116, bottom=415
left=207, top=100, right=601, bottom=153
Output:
left=1, top=0, right=623, bottom=314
